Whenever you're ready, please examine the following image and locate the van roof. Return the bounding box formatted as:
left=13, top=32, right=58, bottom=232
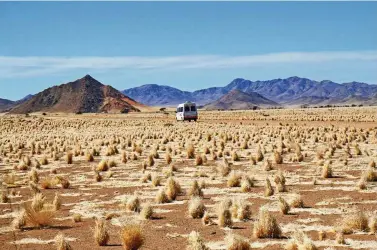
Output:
left=177, top=102, right=196, bottom=106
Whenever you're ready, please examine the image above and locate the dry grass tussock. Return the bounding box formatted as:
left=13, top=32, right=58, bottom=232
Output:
left=94, top=218, right=110, bottom=246
left=120, top=224, right=144, bottom=250
left=253, top=208, right=281, bottom=238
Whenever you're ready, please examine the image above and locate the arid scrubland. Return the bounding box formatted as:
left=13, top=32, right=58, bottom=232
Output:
left=0, top=107, right=377, bottom=250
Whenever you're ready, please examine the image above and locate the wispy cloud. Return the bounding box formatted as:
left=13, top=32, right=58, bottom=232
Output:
left=0, top=51, right=376, bottom=78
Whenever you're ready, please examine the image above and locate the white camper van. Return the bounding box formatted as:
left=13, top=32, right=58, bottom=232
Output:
left=176, top=102, right=198, bottom=121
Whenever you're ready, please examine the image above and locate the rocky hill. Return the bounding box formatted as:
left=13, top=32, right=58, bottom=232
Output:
left=10, top=75, right=142, bottom=114
left=204, top=89, right=279, bottom=110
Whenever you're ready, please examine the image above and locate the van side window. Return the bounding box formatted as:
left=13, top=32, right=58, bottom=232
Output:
left=191, top=106, right=196, bottom=111
left=184, top=106, right=190, bottom=112
left=179, top=107, right=183, bottom=112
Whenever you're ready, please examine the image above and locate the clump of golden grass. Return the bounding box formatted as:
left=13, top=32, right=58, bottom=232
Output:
left=126, top=195, right=141, bottom=212
left=322, top=163, right=333, bottom=178
left=86, top=151, right=94, bottom=162
left=24, top=203, right=56, bottom=228
left=241, top=176, right=254, bottom=192
left=40, top=177, right=57, bottom=189
left=264, top=178, right=274, bottom=197
left=285, top=230, right=317, bottom=250
left=362, top=166, right=377, bottom=181
left=72, top=213, right=82, bottom=223
left=227, top=170, right=241, bottom=187
left=290, top=194, right=304, bottom=208
left=140, top=172, right=151, bottom=183
left=263, top=160, right=272, bottom=171
left=335, top=231, right=345, bottom=244
left=278, top=197, right=290, bottom=215
left=97, top=159, right=109, bottom=171
left=28, top=168, right=39, bottom=183
left=148, top=154, right=155, bottom=167
left=53, top=193, right=62, bottom=210
left=55, top=233, right=72, bottom=250
left=274, top=171, right=286, bottom=192
left=218, top=158, right=231, bottom=177
left=11, top=208, right=26, bottom=230
left=94, top=218, right=110, bottom=246
left=274, top=151, right=283, bottom=164
left=95, top=171, right=103, bottom=182
left=255, top=146, right=264, bottom=162
left=151, top=173, right=161, bottom=187
left=225, top=233, right=251, bottom=250
left=188, top=197, right=206, bottom=219
left=31, top=193, right=45, bottom=211
left=2, top=173, right=16, bottom=185
left=1, top=190, right=9, bottom=203
left=165, top=177, right=181, bottom=200
left=232, top=151, right=239, bottom=161
left=187, top=231, right=209, bottom=250
left=165, top=153, right=172, bottom=164
left=155, top=188, right=170, bottom=204
left=368, top=216, right=377, bottom=233
left=253, top=208, right=281, bottom=238
left=318, top=230, right=326, bottom=241
left=140, top=203, right=153, bottom=220
left=120, top=224, right=144, bottom=250
left=41, top=156, right=49, bottom=165
left=187, top=144, right=195, bottom=159
left=202, top=211, right=213, bottom=226
left=358, top=176, right=367, bottom=190
left=188, top=180, right=203, bottom=197
left=235, top=200, right=252, bottom=221
left=195, top=155, right=203, bottom=166
left=66, top=152, right=73, bottom=164
left=341, top=210, right=369, bottom=234
left=217, top=200, right=232, bottom=228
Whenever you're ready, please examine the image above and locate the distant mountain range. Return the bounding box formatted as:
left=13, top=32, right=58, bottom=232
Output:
left=122, top=76, right=377, bottom=107
left=7, top=75, right=142, bottom=114
left=1, top=75, right=377, bottom=113
left=204, top=89, right=279, bottom=110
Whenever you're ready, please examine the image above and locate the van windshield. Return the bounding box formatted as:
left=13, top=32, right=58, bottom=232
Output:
left=191, top=106, right=196, bottom=111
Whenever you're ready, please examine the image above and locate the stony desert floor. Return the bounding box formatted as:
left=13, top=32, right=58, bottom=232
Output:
left=1, top=107, right=377, bottom=250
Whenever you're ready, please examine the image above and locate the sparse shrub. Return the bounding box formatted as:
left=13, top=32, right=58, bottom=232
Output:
left=225, top=233, right=251, bottom=250
left=253, top=208, right=281, bottom=238
left=290, top=195, right=304, bottom=208
left=53, top=193, right=62, bottom=211
left=322, top=163, right=333, bottom=178
left=341, top=210, right=369, bottom=234
left=187, top=231, right=209, bottom=250
left=217, top=201, right=232, bottom=228
left=187, top=144, right=195, bottom=159
left=140, top=203, right=153, bottom=220
left=188, top=180, right=203, bottom=197
left=66, top=152, right=73, bottom=164
left=24, top=203, right=56, bottom=228
left=97, top=160, right=109, bottom=171
left=232, top=151, right=239, bottom=161
left=274, top=151, right=283, bottom=164
left=94, top=218, right=110, bottom=246
left=241, top=176, right=254, bottom=192
left=155, top=188, right=170, bottom=204
left=120, top=224, right=144, bottom=250
left=72, top=213, right=82, bottom=223
left=285, top=230, right=317, bottom=250
left=278, top=197, right=290, bottom=215
left=264, top=178, right=274, bottom=197
left=55, top=233, right=72, bottom=250
left=188, top=197, right=206, bottom=218
left=165, top=177, right=181, bottom=200
left=227, top=170, right=241, bottom=187
left=126, top=195, right=141, bottom=212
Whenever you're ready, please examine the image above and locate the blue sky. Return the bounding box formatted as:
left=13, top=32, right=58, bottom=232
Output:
left=1, top=2, right=377, bottom=100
